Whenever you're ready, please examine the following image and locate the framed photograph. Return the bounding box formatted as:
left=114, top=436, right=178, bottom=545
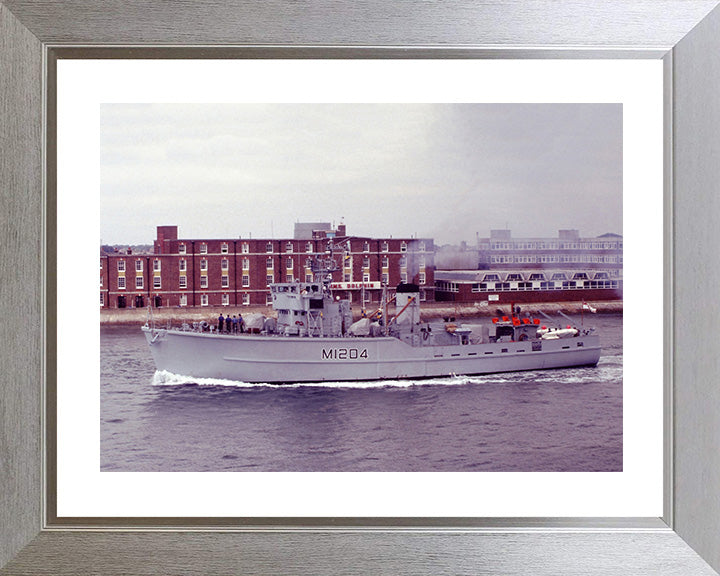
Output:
left=2, top=2, right=720, bottom=574
left=55, top=60, right=652, bottom=520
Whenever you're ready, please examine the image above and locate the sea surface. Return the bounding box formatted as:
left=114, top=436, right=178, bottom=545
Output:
left=101, top=314, right=622, bottom=472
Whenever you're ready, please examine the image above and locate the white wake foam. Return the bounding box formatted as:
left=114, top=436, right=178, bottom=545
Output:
left=151, top=370, right=497, bottom=390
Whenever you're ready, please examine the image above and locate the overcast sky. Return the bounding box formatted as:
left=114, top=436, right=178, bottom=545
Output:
left=100, top=103, right=622, bottom=246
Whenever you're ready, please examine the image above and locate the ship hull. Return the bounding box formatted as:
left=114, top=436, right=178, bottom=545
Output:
left=142, top=327, right=601, bottom=384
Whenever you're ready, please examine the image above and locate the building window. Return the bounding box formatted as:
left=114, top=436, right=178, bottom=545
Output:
left=153, top=276, right=161, bottom=289
left=382, top=256, right=389, bottom=268
left=363, top=241, right=370, bottom=252
left=222, top=293, right=230, bottom=306
left=179, top=294, right=187, bottom=306
left=382, top=241, right=389, bottom=252
left=286, top=241, right=293, bottom=253
left=266, top=257, right=274, bottom=269
left=100, top=259, right=103, bottom=269
left=344, top=273, right=352, bottom=282
left=305, top=273, right=313, bottom=283
left=179, top=275, right=187, bottom=289
left=100, top=275, right=103, bottom=287
left=200, top=259, right=208, bottom=271
left=100, top=293, right=104, bottom=306
left=363, top=272, right=370, bottom=283
left=221, top=243, right=228, bottom=254
left=418, top=242, right=426, bottom=252
left=242, top=293, right=250, bottom=306
left=242, top=274, right=250, bottom=287
left=400, top=241, right=407, bottom=252
left=200, top=275, right=208, bottom=288
left=400, top=273, right=408, bottom=283
left=418, top=272, right=426, bottom=285
left=306, top=242, right=313, bottom=253
left=179, top=259, right=186, bottom=272
left=200, top=294, right=209, bottom=306
left=363, top=256, right=370, bottom=268
left=266, top=274, right=274, bottom=286
left=179, top=244, right=186, bottom=254
left=241, top=243, right=249, bottom=254
left=153, top=259, right=161, bottom=271
left=265, top=293, right=273, bottom=306
left=135, top=260, right=143, bottom=272
left=135, top=276, right=144, bottom=289
left=286, top=257, right=293, bottom=269
left=200, top=243, right=208, bottom=254
left=381, top=273, right=389, bottom=285
left=266, top=242, right=273, bottom=253
left=221, top=275, right=229, bottom=288
left=437, top=281, right=458, bottom=293
left=222, top=258, right=229, bottom=270
left=286, top=274, right=294, bottom=283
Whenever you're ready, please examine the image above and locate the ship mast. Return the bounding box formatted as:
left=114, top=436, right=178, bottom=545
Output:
left=307, top=239, right=344, bottom=293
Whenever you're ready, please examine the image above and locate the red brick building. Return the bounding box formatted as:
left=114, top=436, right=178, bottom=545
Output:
left=100, top=225, right=436, bottom=309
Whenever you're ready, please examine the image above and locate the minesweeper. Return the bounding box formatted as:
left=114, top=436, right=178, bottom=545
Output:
left=142, top=248, right=601, bottom=384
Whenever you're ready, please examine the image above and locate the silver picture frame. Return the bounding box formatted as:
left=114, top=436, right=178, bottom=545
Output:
left=2, top=1, right=720, bottom=574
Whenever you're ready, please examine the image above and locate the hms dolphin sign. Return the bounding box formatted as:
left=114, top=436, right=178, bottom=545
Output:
left=329, top=281, right=381, bottom=290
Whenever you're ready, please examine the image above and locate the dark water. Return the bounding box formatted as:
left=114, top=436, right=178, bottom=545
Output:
left=101, top=314, right=622, bottom=472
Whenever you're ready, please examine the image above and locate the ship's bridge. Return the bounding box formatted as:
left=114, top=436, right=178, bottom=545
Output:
left=270, top=282, right=324, bottom=312
left=270, top=282, right=351, bottom=337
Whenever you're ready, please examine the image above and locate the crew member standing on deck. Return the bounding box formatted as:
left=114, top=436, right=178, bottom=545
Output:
left=238, top=313, right=245, bottom=333
left=218, top=313, right=224, bottom=333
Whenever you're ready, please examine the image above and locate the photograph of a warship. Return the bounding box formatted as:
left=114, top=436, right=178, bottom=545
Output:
left=143, top=243, right=600, bottom=384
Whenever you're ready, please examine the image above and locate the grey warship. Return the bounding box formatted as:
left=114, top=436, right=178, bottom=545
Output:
left=142, top=245, right=601, bottom=384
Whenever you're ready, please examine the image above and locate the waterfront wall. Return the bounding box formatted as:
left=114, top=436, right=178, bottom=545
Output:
left=101, top=300, right=622, bottom=325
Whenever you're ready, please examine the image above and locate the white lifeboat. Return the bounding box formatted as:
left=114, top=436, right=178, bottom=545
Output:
left=540, top=327, right=579, bottom=340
